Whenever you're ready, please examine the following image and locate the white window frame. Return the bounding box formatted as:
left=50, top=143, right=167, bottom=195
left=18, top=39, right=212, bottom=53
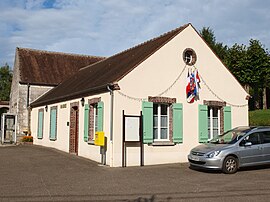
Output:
left=208, top=107, right=220, bottom=140
left=153, top=103, right=169, bottom=141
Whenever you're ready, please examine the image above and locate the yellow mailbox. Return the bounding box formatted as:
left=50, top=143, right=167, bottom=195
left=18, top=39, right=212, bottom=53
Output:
left=94, top=131, right=105, bottom=146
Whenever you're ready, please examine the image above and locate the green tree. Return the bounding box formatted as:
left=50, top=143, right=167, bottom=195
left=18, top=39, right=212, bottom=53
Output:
left=225, top=43, right=248, bottom=85
left=201, top=26, right=270, bottom=110
left=0, top=64, right=12, bottom=101
left=200, top=27, right=216, bottom=48
left=200, top=27, right=228, bottom=61
left=246, top=39, right=270, bottom=109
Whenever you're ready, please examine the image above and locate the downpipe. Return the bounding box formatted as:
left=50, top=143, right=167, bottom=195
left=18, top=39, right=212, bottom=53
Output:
left=107, top=84, right=114, bottom=167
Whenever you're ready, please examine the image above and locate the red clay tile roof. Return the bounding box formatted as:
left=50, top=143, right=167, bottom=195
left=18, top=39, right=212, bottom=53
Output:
left=17, top=48, right=105, bottom=86
left=31, top=24, right=190, bottom=107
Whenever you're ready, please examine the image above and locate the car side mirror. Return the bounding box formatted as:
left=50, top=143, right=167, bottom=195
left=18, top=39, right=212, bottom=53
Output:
left=244, top=142, right=252, bottom=147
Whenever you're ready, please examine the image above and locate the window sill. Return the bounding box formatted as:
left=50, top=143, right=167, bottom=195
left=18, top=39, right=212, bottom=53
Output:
left=151, top=142, right=175, bottom=146
left=88, top=140, right=95, bottom=145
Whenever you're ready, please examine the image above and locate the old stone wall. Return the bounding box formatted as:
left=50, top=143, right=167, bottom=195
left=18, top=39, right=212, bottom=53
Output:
left=9, top=50, right=55, bottom=142
left=9, top=53, right=20, bottom=115
left=9, top=53, right=20, bottom=138
left=13, top=84, right=53, bottom=141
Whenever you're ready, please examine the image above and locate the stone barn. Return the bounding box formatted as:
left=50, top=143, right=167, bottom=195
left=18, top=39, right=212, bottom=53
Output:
left=9, top=47, right=104, bottom=141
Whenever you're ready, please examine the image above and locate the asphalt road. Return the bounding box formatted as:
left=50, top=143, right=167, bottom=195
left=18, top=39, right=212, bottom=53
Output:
left=0, top=144, right=270, bottom=202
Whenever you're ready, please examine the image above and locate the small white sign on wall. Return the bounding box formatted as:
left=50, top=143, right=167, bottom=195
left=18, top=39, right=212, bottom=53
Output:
left=125, top=116, right=140, bottom=142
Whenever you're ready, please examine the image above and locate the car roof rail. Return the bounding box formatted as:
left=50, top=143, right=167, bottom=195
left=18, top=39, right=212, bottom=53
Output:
left=254, top=126, right=270, bottom=130
left=247, top=126, right=259, bottom=132
left=248, top=126, right=270, bottom=132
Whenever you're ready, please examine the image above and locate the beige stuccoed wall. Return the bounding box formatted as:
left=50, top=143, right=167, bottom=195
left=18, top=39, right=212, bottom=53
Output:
left=31, top=93, right=112, bottom=165
left=114, top=24, right=248, bottom=167
left=32, top=101, right=71, bottom=153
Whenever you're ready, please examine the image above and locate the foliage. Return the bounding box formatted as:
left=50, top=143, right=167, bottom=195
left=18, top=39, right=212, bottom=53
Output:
left=200, top=27, right=216, bottom=48
left=200, top=27, right=228, bottom=61
left=245, top=40, right=270, bottom=109
left=246, top=39, right=270, bottom=87
left=249, top=109, right=270, bottom=126
left=225, top=43, right=248, bottom=85
left=200, top=27, right=270, bottom=110
left=22, top=136, right=33, bottom=142
left=0, top=64, right=12, bottom=101
left=224, top=41, right=269, bottom=87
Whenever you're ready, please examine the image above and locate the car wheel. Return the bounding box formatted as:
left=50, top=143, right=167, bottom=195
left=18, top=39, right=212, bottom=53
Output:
left=222, top=156, right=238, bottom=174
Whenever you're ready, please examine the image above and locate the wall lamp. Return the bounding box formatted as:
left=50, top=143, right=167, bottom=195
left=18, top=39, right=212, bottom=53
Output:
left=45, top=105, right=48, bottom=112
left=80, top=98, right=85, bottom=107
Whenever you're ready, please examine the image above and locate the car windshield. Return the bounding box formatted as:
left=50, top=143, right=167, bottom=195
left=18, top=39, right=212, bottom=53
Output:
left=209, top=127, right=251, bottom=144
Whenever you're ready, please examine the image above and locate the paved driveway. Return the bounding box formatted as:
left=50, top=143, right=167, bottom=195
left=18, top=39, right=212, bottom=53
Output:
left=1, top=145, right=270, bottom=202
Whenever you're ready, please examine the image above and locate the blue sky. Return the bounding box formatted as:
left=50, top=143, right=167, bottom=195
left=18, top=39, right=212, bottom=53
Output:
left=1, top=0, right=270, bottom=67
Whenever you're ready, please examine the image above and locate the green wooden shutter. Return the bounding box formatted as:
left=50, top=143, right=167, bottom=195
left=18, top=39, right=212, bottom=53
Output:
left=198, top=105, right=208, bottom=143
left=84, top=104, right=89, bottom=141
left=142, top=101, right=153, bottom=144
left=37, top=110, right=44, bottom=139
left=97, top=101, right=104, bottom=131
left=224, top=106, right=232, bottom=132
left=50, top=108, right=57, bottom=140
left=173, top=103, right=183, bottom=143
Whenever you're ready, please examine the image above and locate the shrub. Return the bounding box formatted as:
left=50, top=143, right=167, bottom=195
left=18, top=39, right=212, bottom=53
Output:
left=22, top=136, right=33, bottom=142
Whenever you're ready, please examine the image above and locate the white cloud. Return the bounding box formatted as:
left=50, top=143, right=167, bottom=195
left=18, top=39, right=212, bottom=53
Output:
left=0, top=0, right=270, bottom=67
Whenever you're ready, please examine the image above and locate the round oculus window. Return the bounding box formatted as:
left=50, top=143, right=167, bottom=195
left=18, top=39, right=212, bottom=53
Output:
left=183, top=48, right=197, bottom=65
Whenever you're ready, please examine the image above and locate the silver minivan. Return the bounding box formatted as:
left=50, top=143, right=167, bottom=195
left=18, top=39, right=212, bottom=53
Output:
left=188, top=126, right=270, bottom=174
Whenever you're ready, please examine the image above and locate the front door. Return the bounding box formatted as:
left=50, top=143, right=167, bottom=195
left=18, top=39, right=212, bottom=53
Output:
left=1, top=114, right=16, bottom=144
left=69, top=104, right=79, bottom=155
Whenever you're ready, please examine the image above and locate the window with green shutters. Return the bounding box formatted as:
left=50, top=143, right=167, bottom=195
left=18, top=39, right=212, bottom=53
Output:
left=37, top=109, right=44, bottom=139
left=84, top=100, right=104, bottom=142
left=199, top=102, right=232, bottom=143
left=142, top=99, right=183, bottom=144
left=49, top=107, right=57, bottom=141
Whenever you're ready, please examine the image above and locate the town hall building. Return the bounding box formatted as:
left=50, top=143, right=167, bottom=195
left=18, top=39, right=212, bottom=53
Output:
left=30, top=23, right=249, bottom=167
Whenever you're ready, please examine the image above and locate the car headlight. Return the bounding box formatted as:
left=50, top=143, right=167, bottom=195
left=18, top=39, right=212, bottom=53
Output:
left=207, top=151, right=220, bottom=158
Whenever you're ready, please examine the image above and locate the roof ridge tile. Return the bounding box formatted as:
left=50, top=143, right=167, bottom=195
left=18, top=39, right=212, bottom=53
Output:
left=17, top=47, right=105, bottom=59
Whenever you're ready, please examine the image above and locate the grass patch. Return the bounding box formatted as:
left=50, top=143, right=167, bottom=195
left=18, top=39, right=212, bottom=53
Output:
left=249, top=109, right=270, bottom=126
